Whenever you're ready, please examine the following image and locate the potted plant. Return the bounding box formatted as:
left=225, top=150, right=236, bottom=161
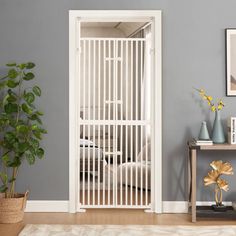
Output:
left=0, top=62, right=46, bottom=223
left=204, top=160, right=233, bottom=211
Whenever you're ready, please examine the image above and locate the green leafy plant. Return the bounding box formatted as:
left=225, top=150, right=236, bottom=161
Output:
left=0, top=62, right=46, bottom=198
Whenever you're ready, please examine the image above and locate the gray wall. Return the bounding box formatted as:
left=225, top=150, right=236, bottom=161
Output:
left=0, top=0, right=236, bottom=201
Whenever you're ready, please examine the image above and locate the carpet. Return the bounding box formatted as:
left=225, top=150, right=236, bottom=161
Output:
left=19, top=224, right=236, bottom=236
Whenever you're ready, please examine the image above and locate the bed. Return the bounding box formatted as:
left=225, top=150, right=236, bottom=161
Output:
left=117, top=143, right=151, bottom=190
left=117, top=162, right=151, bottom=190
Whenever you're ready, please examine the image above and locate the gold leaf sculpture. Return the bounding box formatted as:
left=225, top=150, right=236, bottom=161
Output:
left=204, top=160, right=233, bottom=206
left=210, top=160, right=233, bottom=175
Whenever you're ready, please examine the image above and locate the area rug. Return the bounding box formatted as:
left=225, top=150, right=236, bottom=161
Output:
left=19, top=224, right=236, bottom=236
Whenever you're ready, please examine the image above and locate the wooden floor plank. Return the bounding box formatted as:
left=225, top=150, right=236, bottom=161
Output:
left=1, top=210, right=236, bottom=236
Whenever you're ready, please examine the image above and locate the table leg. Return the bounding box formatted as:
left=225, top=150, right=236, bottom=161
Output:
left=191, top=149, right=197, bottom=223
left=188, top=148, right=192, bottom=203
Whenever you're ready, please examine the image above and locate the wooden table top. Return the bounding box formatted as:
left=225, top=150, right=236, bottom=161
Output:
left=188, top=140, right=236, bottom=150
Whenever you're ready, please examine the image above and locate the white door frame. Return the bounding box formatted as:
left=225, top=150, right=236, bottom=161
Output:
left=69, top=10, right=162, bottom=213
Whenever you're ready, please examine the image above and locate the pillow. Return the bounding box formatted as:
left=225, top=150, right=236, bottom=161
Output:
left=80, top=139, right=97, bottom=147
left=137, top=143, right=151, bottom=161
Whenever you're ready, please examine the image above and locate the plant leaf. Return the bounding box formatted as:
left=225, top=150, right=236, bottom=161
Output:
left=7, top=80, right=19, bottom=88
left=32, top=86, right=41, bottom=96
left=29, top=138, right=39, bottom=149
left=0, top=185, right=8, bottom=193
left=36, top=148, right=45, bottom=159
left=25, top=152, right=35, bottom=165
left=8, top=69, right=18, bottom=79
left=8, top=157, right=21, bottom=167
left=15, top=142, right=29, bottom=153
left=4, top=103, right=18, bottom=114
left=26, top=62, right=35, bottom=69
left=31, top=124, right=47, bottom=134
left=2, top=154, right=10, bottom=166
left=23, top=72, right=35, bottom=81
left=29, top=114, right=42, bottom=124
left=22, top=103, right=32, bottom=115
left=31, top=124, right=39, bottom=131
left=0, top=81, right=6, bottom=89
left=7, top=94, right=17, bottom=103
left=33, top=130, right=42, bottom=140
left=6, top=62, right=16, bottom=67
left=24, top=92, right=35, bottom=104
left=9, top=118, right=17, bottom=128
left=4, top=132, right=16, bottom=142
left=36, top=110, right=44, bottom=116
left=16, top=124, right=29, bottom=134
left=0, top=172, right=8, bottom=184
left=17, top=63, right=26, bottom=70
left=40, top=128, right=47, bottom=134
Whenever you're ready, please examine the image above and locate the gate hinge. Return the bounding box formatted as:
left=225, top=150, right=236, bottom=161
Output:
left=76, top=46, right=82, bottom=53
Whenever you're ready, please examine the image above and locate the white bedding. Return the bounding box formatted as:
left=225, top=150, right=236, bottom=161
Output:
left=80, top=139, right=97, bottom=147
left=117, top=161, right=151, bottom=190
left=79, top=139, right=101, bottom=159
left=79, top=139, right=107, bottom=168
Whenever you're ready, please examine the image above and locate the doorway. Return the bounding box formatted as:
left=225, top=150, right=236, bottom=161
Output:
left=69, top=10, right=162, bottom=213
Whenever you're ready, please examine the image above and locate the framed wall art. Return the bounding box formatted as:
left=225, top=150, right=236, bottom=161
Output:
left=226, top=28, right=236, bottom=96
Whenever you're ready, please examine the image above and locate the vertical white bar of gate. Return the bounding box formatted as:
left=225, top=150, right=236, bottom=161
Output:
left=135, top=40, right=138, bottom=206
left=125, top=41, right=128, bottom=206
left=87, top=39, right=91, bottom=205
left=145, top=123, right=148, bottom=206
left=130, top=40, right=133, bottom=206
left=140, top=40, right=143, bottom=206
left=120, top=40, right=123, bottom=205
left=113, top=40, right=116, bottom=206
left=108, top=39, right=111, bottom=205
left=76, top=20, right=81, bottom=210
left=150, top=21, right=155, bottom=209
left=98, top=40, right=101, bottom=206
left=92, top=40, right=96, bottom=205
left=103, top=40, right=106, bottom=205
left=82, top=40, right=86, bottom=206
left=116, top=40, right=119, bottom=206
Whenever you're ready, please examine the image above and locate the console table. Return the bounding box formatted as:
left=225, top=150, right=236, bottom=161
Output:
left=187, top=140, right=236, bottom=222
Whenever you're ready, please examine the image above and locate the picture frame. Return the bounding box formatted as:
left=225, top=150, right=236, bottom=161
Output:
left=226, top=28, right=236, bottom=96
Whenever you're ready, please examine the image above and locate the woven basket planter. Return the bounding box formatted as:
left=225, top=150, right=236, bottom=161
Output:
left=0, top=191, right=28, bottom=223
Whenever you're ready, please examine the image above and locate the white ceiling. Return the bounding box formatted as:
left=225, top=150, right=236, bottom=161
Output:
left=81, top=22, right=148, bottom=37
left=81, top=22, right=118, bottom=28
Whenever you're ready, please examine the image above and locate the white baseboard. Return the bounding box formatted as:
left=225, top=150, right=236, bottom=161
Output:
left=25, top=201, right=69, bottom=212
left=162, top=201, right=188, bottom=213
left=25, top=200, right=233, bottom=213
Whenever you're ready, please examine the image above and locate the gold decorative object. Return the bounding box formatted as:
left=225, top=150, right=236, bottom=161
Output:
left=204, top=160, right=233, bottom=207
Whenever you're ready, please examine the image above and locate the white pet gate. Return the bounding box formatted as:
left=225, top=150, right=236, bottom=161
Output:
left=77, top=37, right=153, bottom=210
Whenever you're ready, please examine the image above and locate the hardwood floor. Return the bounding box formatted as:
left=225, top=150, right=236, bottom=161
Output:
left=1, top=210, right=236, bottom=236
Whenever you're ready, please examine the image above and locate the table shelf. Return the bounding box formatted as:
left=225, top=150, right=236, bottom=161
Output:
left=194, top=206, right=236, bottom=219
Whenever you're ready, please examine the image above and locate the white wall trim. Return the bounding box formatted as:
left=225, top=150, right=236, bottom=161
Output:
left=162, top=201, right=189, bottom=213
left=25, top=201, right=69, bottom=212
left=25, top=201, right=232, bottom=213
